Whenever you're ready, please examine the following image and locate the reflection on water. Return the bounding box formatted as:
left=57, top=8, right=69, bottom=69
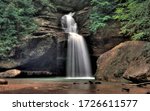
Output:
left=66, top=77, right=95, bottom=80
left=7, top=77, right=95, bottom=83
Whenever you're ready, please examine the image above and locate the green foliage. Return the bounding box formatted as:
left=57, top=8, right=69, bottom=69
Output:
left=90, top=0, right=114, bottom=32
left=90, top=0, right=150, bottom=41
left=33, top=0, right=56, bottom=13
left=0, top=0, right=55, bottom=58
left=114, top=0, right=150, bottom=41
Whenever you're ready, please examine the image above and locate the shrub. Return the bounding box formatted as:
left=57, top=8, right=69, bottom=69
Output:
left=0, top=0, right=55, bottom=58
left=114, top=0, right=150, bottom=41
left=89, top=0, right=115, bottom=32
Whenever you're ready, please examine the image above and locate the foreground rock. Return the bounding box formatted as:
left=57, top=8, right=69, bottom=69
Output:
left=123, top=64, right=150, bottom=83
left=0, top=69, right=21, bottom=78
left=19, top=71, right=53, bottom=78
left=0, top=79, right=8, bottom=85
left=0, top=69, right=53, bottom=78
left=96, top=41, right=150, bottom=83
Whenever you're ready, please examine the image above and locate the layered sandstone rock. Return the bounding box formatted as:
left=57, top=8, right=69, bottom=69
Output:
left=96, top=41, right=150, bottom=83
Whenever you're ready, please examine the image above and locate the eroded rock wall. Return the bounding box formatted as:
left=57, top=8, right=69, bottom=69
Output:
left=0, top=0, right=92, bottom=76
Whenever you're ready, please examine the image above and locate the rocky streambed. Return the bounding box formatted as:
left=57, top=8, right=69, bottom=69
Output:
left=0, top=78, right=150, bottom=94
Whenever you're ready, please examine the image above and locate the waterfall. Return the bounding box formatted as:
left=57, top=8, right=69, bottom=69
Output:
left=61, top=12, right=92, bottom=78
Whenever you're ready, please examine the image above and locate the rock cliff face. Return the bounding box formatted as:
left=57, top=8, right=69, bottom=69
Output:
left=96, top=41, right=150, bottom=83
left=88, top=21, right=127, bottom=57
left=0, top=0, right=91, bottom=76
left=84, top=21, right=127, bottom=73
left=51, top=0, right=91, bottom=12
left=0, top=0, right=127, bottom=77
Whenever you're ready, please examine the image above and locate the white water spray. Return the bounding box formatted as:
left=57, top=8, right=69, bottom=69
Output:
left=61, top=12, right=92, bottom=78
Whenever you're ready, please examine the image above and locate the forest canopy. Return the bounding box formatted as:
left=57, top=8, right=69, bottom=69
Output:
left=90, top=0, right=150, bottom=41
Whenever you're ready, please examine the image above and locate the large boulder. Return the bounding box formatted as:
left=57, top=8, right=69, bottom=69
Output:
left=0, top=69, right=21, bottom=78
left=0, top=79, right=8, bottom=85
left=123, top=64, right=150, bottom=83
left=96, top=41, right=150, bottom=83
left=0, top=69, right=53, bottom=78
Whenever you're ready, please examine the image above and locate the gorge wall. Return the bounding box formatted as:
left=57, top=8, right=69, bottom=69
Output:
left=0, top=0, right=127, bottom=77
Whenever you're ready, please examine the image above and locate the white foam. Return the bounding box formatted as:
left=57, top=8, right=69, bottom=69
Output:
left=66, top=77, right=95, bottom=80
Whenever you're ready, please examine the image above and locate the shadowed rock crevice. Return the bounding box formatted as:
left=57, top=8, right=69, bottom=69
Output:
left=17, top=39, right=67, bottom=76
left=51, top=0, right=91, bottom=13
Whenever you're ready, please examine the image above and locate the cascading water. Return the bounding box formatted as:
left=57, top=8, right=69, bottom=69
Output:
left=61, top=12, right=92, bottom=78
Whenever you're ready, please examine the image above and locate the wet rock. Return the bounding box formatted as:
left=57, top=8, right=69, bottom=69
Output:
left=84, top=81, right=101, bottom=85
left=18, top=71, right=52, bottom=78
left=89, top=81, right=94, bottom=84
left=97, top=89, right=100, bottom=91
left=136, top=82, right=150, bottom=87
left=73, top=82, right=79, bottom=85
left=84, top=82, right=88, bottom=84
left=122, top=88, right=130, bottom=93
left=33, top=87, right=39, bottom=90
left=95, top=81, right=101, bottom=84
left=146, top=91, right=150, bottom=94
left=137, top=84, right=145, bottom=88
left=121, top=83, right=126, bottom=86
left=96, top=41, right=150, bottom=82
left=0, top=79, right=8, bottom=85
left=0, top=69, right=21, bottom=78
left=123, top=64, right=150, bottom=83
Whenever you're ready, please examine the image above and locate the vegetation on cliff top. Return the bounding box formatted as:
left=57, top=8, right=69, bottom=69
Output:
left=90, top=0, right=150, bottom=41
left=0, top=0, right=150, bottom=58
left=0, top=0, right=55, bottom=58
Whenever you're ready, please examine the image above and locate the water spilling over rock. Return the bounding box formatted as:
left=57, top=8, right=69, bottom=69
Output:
left=61, top=12, right=92, bottom=77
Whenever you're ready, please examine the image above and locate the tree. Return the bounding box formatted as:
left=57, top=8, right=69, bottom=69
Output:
left=0, top=0, right=55, bottom=58
left=90, top=0, right=150, bottom=41
left=114, top=0, right=150, bottom=41
left=89, top=0, right=115, bottom=32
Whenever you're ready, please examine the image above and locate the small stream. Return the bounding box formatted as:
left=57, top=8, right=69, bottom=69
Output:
left=0, top=78, right=149, bottom=94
